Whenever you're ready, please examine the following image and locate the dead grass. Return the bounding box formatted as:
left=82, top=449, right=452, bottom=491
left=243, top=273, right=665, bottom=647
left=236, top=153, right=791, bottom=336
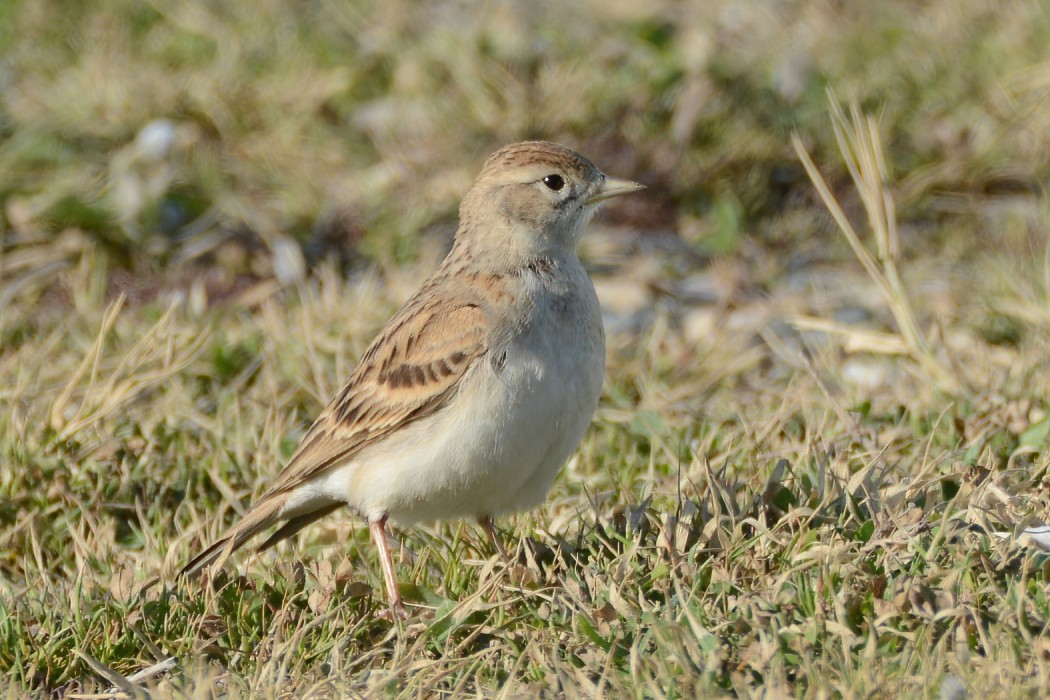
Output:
left=4, top=198, right=1050, bottom=696
left=4, top=0, right=1050, bottom=697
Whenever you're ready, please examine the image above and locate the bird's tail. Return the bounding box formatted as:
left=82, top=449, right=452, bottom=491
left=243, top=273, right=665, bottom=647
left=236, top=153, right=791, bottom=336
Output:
left=178, top=496, right=287, bottom=579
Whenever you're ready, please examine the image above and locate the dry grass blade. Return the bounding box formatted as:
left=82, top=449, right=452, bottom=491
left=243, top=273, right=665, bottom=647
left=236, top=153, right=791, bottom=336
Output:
left=791, top=93, right=963, bottom=393
left=49, top=293, right=127, bottom=433
left=49, top=295, right=210, bottom=439
left=789, top=315, right=909, bottom=355
left=70, top=651, right=138, bottom=697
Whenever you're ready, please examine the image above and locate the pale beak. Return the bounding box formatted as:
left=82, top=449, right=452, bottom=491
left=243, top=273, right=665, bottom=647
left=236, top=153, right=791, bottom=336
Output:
left=586, top=176, right=646, bottom=205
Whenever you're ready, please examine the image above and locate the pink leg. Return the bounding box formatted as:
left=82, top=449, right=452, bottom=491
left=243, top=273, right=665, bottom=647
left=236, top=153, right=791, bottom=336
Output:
left=478, top=515, right=509, bottom=560
left=369, top=516, right=407, bottom=618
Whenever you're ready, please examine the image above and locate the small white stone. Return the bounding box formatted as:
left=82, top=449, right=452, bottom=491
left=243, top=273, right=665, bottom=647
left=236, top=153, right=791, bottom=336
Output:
left=272, top=235, right=306, bottom=285
left=134, top=119, right=176, bottom=161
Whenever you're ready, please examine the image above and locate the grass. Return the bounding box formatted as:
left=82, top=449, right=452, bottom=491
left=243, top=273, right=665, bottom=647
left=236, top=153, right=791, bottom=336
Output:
left=4, top=0, right=1050, bottom=697
left=5, top=177, right=1050, bottom=695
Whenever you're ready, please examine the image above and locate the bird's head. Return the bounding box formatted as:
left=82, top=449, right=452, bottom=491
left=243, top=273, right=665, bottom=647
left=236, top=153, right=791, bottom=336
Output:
left=456, top=141, right=644, bottom=262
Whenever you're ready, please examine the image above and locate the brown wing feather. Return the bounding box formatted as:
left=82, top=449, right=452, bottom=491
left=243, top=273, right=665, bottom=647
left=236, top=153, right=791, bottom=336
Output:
left=177, top=284, right=492, bottom=579
left=260, top=295, right=489, bottom=497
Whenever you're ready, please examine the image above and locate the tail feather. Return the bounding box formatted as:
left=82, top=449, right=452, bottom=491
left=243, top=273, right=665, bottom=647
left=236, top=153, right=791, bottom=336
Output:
left=258, top=502, right=344, bottom=552
left=178, top=496, right=287, bottom=579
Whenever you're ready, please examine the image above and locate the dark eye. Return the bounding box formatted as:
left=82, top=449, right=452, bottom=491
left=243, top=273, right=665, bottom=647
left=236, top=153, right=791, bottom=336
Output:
left=542, top=174, right=565, bottom=191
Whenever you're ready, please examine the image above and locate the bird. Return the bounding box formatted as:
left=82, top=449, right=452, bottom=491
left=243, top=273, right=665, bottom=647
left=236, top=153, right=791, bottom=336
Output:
left=178, top=141, right=644, bottom=617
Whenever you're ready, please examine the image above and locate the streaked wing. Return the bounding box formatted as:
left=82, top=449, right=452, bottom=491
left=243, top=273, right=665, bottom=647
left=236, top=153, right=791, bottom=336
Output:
left=261, top=294, right=489, bottom=497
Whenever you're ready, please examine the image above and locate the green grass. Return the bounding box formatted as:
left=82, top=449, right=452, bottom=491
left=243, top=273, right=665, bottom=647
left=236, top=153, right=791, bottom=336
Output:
left=5, top=223, right=1050, bottom=695
left=4, top=0, right=1050, bottom=697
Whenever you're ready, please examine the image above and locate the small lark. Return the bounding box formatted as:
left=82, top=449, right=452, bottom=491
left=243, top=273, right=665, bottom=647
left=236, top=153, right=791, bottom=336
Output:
left=179, top=141, right=643, bottom=616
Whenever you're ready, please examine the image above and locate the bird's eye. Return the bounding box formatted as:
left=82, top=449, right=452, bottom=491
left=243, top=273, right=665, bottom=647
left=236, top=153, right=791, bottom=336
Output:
left=542, top=174, right=565, bottom=191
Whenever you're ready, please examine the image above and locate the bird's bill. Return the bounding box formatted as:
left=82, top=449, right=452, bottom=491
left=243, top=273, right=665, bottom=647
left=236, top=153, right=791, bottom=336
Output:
left=586, top=177, right=645, bottom=205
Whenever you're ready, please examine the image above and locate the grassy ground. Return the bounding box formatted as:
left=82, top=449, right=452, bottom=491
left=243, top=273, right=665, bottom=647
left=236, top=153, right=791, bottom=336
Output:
left=4, top=0, right=1050, bottom=697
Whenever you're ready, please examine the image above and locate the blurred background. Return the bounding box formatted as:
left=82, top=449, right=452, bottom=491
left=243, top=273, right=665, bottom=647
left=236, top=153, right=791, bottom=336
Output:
left=3, top=0, right=1048, bottom=306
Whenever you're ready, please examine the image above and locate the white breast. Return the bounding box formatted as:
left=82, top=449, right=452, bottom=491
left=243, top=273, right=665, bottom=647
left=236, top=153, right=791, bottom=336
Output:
left=308, top=257, right=605, bottom=526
